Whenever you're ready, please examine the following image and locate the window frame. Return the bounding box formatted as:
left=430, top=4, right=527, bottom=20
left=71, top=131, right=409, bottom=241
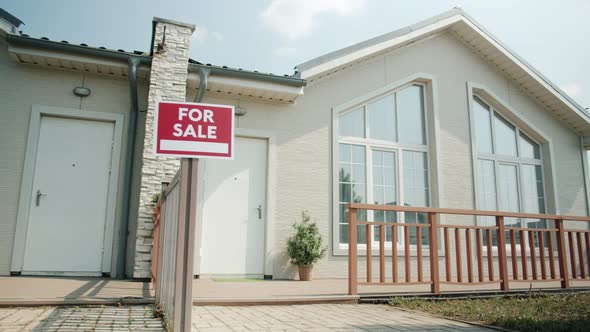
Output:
left=471, top=93, right=550, bottom=250
left=334, top=82, right=432, bottom=252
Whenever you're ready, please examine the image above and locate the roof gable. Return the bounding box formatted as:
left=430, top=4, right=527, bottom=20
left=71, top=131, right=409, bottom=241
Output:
left=295, top=8, right=590, bottom=136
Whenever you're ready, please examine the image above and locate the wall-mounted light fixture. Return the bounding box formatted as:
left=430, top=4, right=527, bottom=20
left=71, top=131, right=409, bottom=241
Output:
left=73, top=87, right=91, bottom=97
left=235, top=106, right=247, bottom=116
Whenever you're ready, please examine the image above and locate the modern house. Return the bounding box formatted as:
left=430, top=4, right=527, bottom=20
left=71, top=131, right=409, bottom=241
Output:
left=0, top=7, right=588, bottom=281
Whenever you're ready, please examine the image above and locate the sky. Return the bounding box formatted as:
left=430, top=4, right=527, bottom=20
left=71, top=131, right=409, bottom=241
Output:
left=1, top=0, right=588, bottom=108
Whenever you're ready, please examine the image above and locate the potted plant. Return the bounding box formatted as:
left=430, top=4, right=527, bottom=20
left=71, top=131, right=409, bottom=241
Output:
left=287, top=211, right=327, bottom=281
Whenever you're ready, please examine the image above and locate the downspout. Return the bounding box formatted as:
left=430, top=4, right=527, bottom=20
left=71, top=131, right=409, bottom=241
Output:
left=193, top=66, right=210, bottom=102
left=580, top=136, right=590, bottom=217
left=117, top=56, right=142, bottom=278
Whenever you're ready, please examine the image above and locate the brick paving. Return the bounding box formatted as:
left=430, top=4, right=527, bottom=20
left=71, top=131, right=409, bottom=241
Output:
left=191, top=304, right=494, bottom=332
left=0, top=305, right=164, bottom=331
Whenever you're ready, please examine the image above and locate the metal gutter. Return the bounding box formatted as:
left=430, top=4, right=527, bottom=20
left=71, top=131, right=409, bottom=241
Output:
left=5, top=33, right=152, bottom=64
left=5, top=34, right=305, bottom=89
left=188, top=63, right=306, bottom=88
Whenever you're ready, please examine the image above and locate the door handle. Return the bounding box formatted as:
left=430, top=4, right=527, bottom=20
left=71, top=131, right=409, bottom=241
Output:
left=36, top=190, right=47, bottom=207
left=257, top=205, right=262, bottom=220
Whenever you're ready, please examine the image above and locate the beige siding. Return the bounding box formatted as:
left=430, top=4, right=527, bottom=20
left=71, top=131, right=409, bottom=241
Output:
left=0, top=39, right=146, bottom=276
left=194, top=31, right=587, bottom=279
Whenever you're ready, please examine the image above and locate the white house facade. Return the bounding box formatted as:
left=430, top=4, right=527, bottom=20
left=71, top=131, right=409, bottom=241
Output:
left=0, top=8, right=588, bottom=280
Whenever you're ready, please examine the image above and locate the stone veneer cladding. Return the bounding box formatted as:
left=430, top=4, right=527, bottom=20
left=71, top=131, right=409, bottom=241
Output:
left=132, top=18, right=194, bottom=278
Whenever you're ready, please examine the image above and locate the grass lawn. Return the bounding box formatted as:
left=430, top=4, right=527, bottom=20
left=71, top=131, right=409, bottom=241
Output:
left=389, top=293, right=590, bottom=332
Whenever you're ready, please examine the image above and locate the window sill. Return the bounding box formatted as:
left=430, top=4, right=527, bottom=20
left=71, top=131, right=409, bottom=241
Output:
left=333, top=246, right=431, bottom=257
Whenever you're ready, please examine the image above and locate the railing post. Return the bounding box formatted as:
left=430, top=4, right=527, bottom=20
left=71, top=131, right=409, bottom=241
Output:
left=495, top=216, right=509, bottom=291
left=348, top=206, right=358, bottom=295
left=555, top=219, right=570, bottom=289
left=428, top=212, right=440, bottom=294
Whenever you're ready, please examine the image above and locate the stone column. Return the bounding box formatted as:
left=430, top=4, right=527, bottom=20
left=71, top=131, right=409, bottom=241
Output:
left=133, top=17, right=195, bottom=278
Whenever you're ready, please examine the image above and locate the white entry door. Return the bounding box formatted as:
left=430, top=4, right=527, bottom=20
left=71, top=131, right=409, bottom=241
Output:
left=199, top=137, right=267, bottom=276
left=22, top=116, right=115, bottom=275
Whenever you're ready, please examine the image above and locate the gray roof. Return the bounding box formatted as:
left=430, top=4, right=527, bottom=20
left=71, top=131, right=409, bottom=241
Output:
left=295, top=7, right=586, bottom=114
left=0, top=8, right=23, bottom=28
left=295, top=8, right=463, bottom=74
left=5, top=30, right=305, bottom=87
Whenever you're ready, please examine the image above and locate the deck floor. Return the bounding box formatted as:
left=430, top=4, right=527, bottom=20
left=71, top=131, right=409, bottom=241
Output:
left=1, top=276, right=589, bottom=305
left=193, top=278, right=590, bottom=299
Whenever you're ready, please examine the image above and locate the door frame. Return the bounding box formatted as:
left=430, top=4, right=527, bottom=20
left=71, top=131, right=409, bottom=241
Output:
left=194, top=128, right=276, bottom=277
left=11, top=105, right=124, bottom=274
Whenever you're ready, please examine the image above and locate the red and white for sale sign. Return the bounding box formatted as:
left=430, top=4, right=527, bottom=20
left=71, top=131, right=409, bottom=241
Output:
left=153, top=101, right=234, bottom=159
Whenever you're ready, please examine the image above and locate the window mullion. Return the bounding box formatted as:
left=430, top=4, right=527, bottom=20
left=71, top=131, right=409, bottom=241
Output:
left=490, top=108, right=497, bottom=154
left=366, top=146, right=374, bottom=246
left=364, top=105, right=369, bottom=139
left=394, top=93, right=399, bottom=143
left=493, top=159, right=501, bottom=215
left=398, top=150, right=405, bottom=248
left=515, top=127, right=521, bottom=158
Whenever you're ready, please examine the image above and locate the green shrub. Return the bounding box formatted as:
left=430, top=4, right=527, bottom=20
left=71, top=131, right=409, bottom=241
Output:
left=287, top=211, right=327, bottom=266
left=151, top=192, right=160, bottom=203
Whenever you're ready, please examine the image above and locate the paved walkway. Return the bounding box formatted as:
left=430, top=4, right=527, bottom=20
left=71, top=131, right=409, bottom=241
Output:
left=192, top=304, right=494, bottom=332
left=0, top=305, right=163, bottom=331
left=0, top=304, right=494, bottom=332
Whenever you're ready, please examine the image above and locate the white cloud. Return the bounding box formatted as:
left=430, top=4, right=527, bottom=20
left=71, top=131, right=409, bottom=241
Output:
left=273, top=46, right=297, bottom=56
left=192, top=26, right=224, bottom=44
left=561, top=83, right=581, bottom=97
left=260, top=0, right=366, bottom=40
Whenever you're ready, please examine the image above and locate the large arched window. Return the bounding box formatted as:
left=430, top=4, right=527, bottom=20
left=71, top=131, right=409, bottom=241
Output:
left=472, top=95, right=547, bottom=245
left=336, top=84, right=430, bottom=247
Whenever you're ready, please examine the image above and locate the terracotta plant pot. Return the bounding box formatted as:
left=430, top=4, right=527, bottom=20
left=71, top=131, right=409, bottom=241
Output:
left=298, top=264, right=313, bottom=281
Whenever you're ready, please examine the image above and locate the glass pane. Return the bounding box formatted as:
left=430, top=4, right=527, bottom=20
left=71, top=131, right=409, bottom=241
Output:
left=351, top=145, right=365, bottom=163
left=477, top=159, right=497, bottom=226
left=338, top=144, right=367, bottom=244
left=403, top=151, right=429, bottom=245
left=340, top=224, right=349, bottom=244
left=339, top=163, right=351, bottom=182
left=494, top=114, right=517, bottom=157
left=521, top=164, right=546, bottom=229
left=405, top=212, right=429, bottom=245
left=372, top=150, right=398, bottom=242
left=498, top=164, right=520, bottom=227
left=339, top=108, right=365, bottom=138
left=372, top=151, right=397, bottom=204
left=521, top=165, right=540, bottom=213
left=339, top=204, right=349, bottom=224
left=358, top=224, right=367, bottom=244
left=368, top=95, right=396, bottom=142
left=339, top=143, right=351, bottom=162
left=397, top=85, right=426, bottom=145
left=402, top=151, right=429, bottom=208
left=473, top=96, right=493, bottom=154
left=519, top=133, right=541, bottom=159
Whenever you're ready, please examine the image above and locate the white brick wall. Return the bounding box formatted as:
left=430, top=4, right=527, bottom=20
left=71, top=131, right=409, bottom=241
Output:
left=198, top=32, right=588, bottom=280
left=132, top=18, right=194, bottom=278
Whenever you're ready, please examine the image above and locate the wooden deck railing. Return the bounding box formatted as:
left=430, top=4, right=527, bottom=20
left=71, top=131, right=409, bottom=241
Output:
left=347, top=204, right=590, bottom=295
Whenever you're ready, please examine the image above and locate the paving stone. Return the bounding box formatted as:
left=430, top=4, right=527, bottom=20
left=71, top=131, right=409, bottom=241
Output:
left=0, top=305, right=164, bottom=331
left=190, top=304, right=494, bottom=332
